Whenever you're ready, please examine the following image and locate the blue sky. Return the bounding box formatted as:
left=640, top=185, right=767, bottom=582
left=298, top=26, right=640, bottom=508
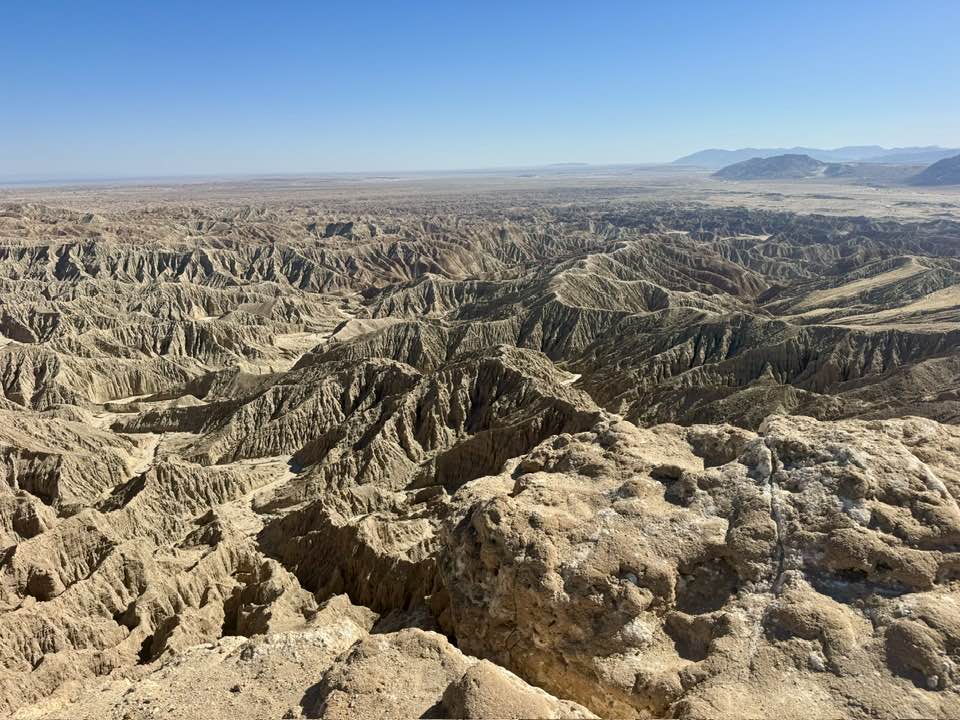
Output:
left=2, top=1, right=958, bottom=178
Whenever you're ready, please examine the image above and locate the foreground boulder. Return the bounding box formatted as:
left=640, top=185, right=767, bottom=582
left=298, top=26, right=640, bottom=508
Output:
left=441, top=415, right=960, bottom=718
left=312, top=627, right=595, bottom=719
left=26, top=594, right=594, bottom=720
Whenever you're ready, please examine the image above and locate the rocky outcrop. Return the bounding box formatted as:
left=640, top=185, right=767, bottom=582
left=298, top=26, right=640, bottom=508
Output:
left=24, top=593, right=595, bottom=720
left=440, top=415, right=960, bottom=717
left=0, top=197, right=959, bottom=718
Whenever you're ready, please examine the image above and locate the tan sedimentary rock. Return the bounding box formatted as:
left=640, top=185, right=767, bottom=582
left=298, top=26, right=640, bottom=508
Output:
left=0, top=196, right=958, bottom=718
left=24, top=594, right=595, bottom=720
left=440, top=415, right=960, bottom=717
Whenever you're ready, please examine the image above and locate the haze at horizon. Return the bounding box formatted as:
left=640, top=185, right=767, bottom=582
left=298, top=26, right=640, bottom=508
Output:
left=2, top=0, right=958, bottom=179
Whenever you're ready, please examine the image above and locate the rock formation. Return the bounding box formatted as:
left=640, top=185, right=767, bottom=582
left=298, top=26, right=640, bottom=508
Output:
left=0, top=192, right=958, bottom=718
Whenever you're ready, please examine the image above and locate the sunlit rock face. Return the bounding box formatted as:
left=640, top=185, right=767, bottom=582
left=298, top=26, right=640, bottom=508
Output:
left=0, top=195, right=959, bottom=719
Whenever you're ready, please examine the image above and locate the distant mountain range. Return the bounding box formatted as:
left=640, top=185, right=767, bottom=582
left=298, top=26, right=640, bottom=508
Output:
left=675, top=146, right=960, bottom=168
left=710, top=151, right=960, bottom=185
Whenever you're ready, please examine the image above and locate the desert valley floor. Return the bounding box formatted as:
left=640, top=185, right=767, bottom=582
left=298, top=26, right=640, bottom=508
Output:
left=1, top=168, right=960, bottom=718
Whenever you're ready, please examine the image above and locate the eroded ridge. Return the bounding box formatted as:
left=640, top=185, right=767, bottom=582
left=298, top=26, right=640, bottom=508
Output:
left=0, top=197, right=958, bottom=718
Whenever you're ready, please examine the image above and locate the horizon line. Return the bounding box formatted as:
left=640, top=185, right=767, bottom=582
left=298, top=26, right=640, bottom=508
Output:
left=0, top=162, right=693, bottom=190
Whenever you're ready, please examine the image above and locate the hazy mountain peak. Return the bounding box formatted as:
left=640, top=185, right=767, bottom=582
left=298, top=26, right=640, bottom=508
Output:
left=713, top=153, right=829, bottom=180
left=676, top=145, right=960, bottom=168
left=910, top=153, right=960, bottom=186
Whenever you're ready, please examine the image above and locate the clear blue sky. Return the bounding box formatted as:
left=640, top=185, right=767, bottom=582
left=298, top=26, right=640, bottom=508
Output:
left=3, top=0, right=958, bottom=178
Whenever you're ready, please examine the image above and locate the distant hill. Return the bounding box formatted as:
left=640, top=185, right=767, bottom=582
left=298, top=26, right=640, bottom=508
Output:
left=713, top=154, right=833, bottom=180
left=676, top=145, right=959, bottom=169
left=909, top=153, right=960, bottom=186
